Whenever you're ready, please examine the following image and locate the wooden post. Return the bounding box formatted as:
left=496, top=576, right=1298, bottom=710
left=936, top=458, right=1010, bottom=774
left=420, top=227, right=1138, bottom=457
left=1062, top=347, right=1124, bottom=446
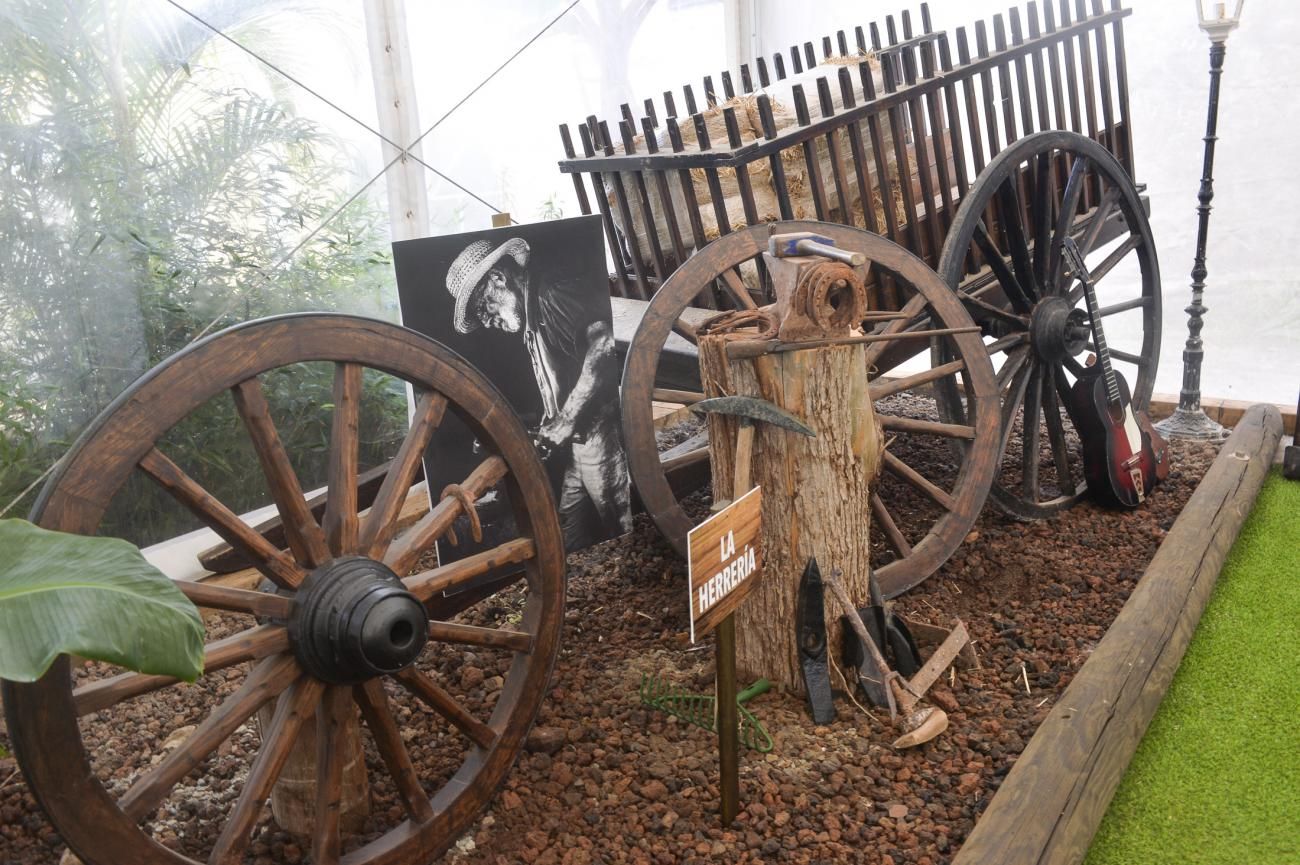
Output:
left=365, top=0, right=430, bottom=243
left=697, top=316, right=882, bottom=692
left=257, top=697, right=370, bottom=836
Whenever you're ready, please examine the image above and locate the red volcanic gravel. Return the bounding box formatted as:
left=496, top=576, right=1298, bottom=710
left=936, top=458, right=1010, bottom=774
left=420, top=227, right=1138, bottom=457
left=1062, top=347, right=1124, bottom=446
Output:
left=0, top=439, right=1219, bottom=865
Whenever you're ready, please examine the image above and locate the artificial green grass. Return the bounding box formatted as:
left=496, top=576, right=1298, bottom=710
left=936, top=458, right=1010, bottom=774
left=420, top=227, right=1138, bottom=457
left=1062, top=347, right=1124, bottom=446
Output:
left=1085, top=470, right=1300, bottom=865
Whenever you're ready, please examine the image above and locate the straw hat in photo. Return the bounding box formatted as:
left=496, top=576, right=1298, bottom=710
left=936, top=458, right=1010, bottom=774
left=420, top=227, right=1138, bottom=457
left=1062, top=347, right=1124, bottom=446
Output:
left=445, top=237, right=530, bottom=333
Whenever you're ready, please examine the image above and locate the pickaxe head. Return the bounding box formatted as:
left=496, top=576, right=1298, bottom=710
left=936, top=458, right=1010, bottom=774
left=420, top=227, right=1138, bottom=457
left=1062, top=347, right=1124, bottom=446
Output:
left=690, top=396, right=816, bottom=437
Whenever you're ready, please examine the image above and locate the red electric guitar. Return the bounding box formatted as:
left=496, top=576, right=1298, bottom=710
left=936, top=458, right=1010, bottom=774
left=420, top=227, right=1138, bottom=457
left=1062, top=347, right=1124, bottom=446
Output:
left=1062, top=237, right=1169, bottom=508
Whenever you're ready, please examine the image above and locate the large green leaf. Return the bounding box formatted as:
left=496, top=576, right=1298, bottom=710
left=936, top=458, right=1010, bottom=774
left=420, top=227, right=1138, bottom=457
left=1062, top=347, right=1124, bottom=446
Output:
left=0, top=519, right=204, bottom=683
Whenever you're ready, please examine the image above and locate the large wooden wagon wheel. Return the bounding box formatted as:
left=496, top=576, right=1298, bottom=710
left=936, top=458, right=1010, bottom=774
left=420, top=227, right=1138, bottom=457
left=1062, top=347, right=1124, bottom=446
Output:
left=2, top=315, right=565, bottom=865
left=622, top=222, right=1000, bottom=598
left=938, top=131, right=1161, bottom=519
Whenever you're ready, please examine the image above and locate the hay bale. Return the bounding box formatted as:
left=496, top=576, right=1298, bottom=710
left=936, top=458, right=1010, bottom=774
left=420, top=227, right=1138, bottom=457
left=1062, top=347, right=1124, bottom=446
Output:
left=601, top=54, right=948, bottom=275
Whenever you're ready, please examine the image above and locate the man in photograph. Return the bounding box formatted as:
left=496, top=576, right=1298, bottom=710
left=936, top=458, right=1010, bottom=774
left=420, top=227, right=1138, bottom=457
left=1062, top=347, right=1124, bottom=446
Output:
left=444, top=236, right=633, bottom=550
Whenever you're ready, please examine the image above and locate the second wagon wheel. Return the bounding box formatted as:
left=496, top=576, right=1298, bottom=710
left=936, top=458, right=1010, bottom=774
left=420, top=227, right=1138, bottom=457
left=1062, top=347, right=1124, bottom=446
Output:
left=2, top=314, right=565, bottom=865
left=938, top=131, right=1161, bottom=519
left=622, top=222, right=1000, bottom=598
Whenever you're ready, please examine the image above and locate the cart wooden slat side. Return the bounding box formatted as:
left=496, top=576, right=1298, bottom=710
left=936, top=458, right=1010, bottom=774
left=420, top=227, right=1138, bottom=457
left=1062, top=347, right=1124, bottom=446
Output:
left=558, top=0, right=1136, bottom=300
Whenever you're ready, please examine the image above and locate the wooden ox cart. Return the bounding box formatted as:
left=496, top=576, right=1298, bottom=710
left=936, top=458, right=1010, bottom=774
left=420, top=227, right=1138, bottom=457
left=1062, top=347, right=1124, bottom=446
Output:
left=560, top=0, right=1160, bottom=595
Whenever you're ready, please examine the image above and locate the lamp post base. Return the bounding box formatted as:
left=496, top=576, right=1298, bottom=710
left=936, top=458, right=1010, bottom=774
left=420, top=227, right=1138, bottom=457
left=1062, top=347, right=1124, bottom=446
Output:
left=1155, top=407, right=1231, bottom=440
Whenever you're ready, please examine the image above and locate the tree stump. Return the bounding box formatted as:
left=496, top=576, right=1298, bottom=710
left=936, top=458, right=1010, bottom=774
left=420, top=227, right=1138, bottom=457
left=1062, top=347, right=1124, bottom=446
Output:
left=698, top=334, right=881, bottom=693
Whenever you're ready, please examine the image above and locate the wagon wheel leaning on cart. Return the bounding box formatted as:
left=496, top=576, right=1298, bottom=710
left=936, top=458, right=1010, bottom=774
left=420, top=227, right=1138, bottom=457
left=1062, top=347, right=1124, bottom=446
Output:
left=2, top=314, right=566, bottom=865
left=622, top=221, right=1000, bottom=599
left=937, top=131, right=1161, bottom=520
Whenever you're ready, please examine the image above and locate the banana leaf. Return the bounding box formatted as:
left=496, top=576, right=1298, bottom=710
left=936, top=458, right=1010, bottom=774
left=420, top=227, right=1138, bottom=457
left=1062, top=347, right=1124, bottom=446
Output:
left=0, top=519, right=204, bottom=683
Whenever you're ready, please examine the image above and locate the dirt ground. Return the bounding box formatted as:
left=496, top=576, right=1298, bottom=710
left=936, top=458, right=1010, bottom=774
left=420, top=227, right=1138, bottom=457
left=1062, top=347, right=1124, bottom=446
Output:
left=0, top=439, right=1219, bottom=865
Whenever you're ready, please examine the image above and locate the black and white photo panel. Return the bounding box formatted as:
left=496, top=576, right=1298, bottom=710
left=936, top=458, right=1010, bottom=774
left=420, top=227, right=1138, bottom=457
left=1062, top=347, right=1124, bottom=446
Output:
left=394, top=215, right=634, bottom=567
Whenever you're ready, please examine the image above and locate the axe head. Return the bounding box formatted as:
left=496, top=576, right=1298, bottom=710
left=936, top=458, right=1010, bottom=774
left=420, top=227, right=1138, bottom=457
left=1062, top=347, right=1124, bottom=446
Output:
left=689, top=395, right=816, bottom=437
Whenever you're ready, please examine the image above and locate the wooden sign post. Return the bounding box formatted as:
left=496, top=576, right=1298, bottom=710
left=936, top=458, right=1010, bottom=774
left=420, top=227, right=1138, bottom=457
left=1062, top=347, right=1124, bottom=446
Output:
left=687, top=485, right=763, bottom=826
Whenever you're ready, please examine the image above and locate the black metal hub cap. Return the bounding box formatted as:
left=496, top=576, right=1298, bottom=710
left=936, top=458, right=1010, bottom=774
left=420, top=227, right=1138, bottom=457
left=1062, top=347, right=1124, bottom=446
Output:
left=289, top=556, right=429, bottom=685
left=1029, top=296, right=1090, bottom=364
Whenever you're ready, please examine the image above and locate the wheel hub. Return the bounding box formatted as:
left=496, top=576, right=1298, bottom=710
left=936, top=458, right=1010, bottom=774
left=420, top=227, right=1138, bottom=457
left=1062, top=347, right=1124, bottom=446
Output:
left=289, top=556, right=429, bottom=684
left=1029, top=296, right=1090, bottom=364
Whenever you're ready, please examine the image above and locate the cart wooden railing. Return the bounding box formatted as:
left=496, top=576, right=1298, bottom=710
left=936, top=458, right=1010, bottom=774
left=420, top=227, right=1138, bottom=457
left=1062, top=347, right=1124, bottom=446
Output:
left=557, top=0, right=1136, bottom=304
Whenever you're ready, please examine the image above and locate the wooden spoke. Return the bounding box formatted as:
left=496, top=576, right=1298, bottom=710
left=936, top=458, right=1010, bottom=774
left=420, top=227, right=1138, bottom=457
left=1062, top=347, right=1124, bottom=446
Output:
left=870, top=492, right=913, bottom=559
left=232, top=377, right=330, bottom=569
left=138, top=448, right=304, bottom=590
left=210, top=675, right=324, bottom=865
left=868, top=358, right=966, bottom=402
left=996, top=346, right=1032, bottom=391
left=961, top=292, right=1030, bottom=329
left=881, top=450, right=956, bottom=511
left=359, top=391, right=448, bottom=560
left=1067, top=234, right=1142, bottom=305
left=178, top=581, right=294, bottom=619
left=353, top=679, right=435, bottom=823
left=385, top=455, right=509, bottom=576
left=118, top=654, right=299, bottom=822
left=1053, top=365, right=1075, bottom=409
left=427, top=620, right=533, bottom=653
left=972, top=221, right=1033, bottom=313
left=1078, top=187, right=1120, bottom=257
left=1105, top=346, right=1146, bottom=366
left=1083, top=342, right=1146, bottom=368
left=1031, top=152, right=1054, bottom=290
left=879, top=415, right=977, bottom=440
left=719, top=267, right=758, bottom=310
left=861, top=292, right=929, bottom=370
left=323, top=363, right=362, bottom=557
left=996, top=181, right=1038, bottom=303
left=312, top=686, right=352, bottom=865
left=1096, top=295, right=1150, bottom=317
left=1063, top=353, right=1090, bottom=378
left=999, top=362, right=1034, bottom=455
left=403, top=537, right=535, bottom=604
left=1047, top=156, right=1089, bottom=292
left=672, top=317, right=700, bottom=345
left=1021, top=365, right=1043, bottom=502
left=986, top=332, right=1031, bottom=357
left=652, top=388, right=706, bottom=404
left=896, top=311, right=936, bottom=335
left=76, top=623, right=289, bottom=716
left=1042, top=373, right=1077, bottom=496
left=394, top=669, right=497, bottom=751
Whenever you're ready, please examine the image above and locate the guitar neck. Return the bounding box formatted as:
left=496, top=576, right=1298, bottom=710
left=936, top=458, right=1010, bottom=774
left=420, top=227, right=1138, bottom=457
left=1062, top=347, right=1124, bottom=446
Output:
left=1080, top=272, right=1121, bottom=407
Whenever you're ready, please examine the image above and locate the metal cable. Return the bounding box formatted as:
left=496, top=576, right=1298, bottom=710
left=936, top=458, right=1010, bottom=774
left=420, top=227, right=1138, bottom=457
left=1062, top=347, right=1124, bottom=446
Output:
left=163, top=0, right=583, bottom=217
left=176, top=0, right=583, bottom=341
left=403, top=0, right=582, bottom=155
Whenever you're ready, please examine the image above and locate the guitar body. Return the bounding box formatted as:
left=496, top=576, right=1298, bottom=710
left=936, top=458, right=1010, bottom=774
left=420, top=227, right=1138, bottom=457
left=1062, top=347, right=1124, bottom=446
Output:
left=1070, top=370, right=1169, bottom=508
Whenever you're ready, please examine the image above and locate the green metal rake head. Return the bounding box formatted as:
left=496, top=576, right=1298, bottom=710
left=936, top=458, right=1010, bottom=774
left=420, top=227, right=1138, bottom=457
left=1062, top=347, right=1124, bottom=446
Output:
left=638, top=674, right=774, bottom=753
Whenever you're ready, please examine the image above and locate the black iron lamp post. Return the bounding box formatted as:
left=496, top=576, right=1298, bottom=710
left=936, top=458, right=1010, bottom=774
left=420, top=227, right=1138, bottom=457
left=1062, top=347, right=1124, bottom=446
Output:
left=1156, top=0, right=1244, bottom=440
